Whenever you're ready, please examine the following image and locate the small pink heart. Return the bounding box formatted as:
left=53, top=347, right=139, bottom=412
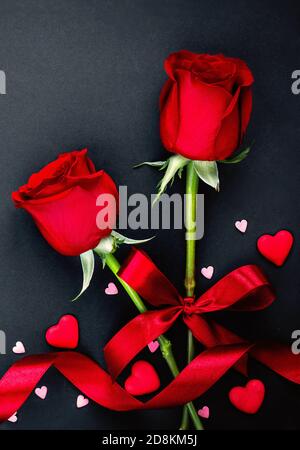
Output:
left=198, top=406, right=210, bottom=419
left=235, top=219, right=248, bottom=233
left=201, top=266, right=214, bottom=279
left=35, top=386, right=48, bottom=400
left=8, top=412, right=18, bottom=423
left=105, top=282, right=118, bottom=295
left=148, top=340, right=159, bottom=353
left=76, top=395, right=89, bottom=408
left=12, top=341, right=25, bottom=354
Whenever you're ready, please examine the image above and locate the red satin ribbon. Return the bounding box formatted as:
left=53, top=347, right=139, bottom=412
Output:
left=0, top=345, right=254, bottom=421
left=104, top=249, right=300, bottom=383
left=0, top=249, right=300, bottom=422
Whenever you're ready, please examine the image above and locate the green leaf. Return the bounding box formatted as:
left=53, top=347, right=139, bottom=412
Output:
left=111, top=230, right=154, bottom=245
left=193, top=160, right=220, bottom=191
left=218, top=147, right=250, bottom=164
left=72, top=250, right=95, bottom=301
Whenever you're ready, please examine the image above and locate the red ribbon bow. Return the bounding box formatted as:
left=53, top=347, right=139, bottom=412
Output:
left=0, top=249, right=300, bottom=422
left=104, top=248, right=300, bottom=384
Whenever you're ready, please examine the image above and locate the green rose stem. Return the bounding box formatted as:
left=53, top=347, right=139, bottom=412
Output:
left=96, top=251, right=203, bottom=430
left=180, top=161, right=200, bottom=430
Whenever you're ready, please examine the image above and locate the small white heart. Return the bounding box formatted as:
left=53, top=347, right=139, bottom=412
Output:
left=235, top=219, right=248, bottom=233
left=8, top=412, right=18, bottom=423
left=105, top=282, right=118, bottom=295
left=201, top=266, right=214, bottom=280
left=35, top=386, right=48, bottom=400
left=76, top=395, right=89, bottom=408
left=12, top=341, right=25, bottom=354
left=198, top=406, right=210, bottom=419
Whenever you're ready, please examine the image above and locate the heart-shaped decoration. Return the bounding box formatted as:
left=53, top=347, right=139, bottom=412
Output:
left=229, top=379, right=265, bottom=414
left=76, top=395, right=89, bottom=408
left=201, top=266, right=214, bottom=280
left=35, top=386, right=48, bottom=400
left=235, top=219, right=248, bottom=233
left=45, top=314, right=79, bottom=349
left=148, top=340, right=159, bottom=353
left=125, top=360, right=160, bottom=396
left=8, top=412, right=18, bottom=423
left=12, top=341, right=25, bottom=354
left=257, top=230, right=294, bottom=266
left=198, top=406, right=210, bottom=419
left=105, top=282, right=118, bottom=295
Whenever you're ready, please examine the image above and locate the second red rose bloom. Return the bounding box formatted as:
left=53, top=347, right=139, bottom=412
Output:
left=160, top=51, right=254, bottom=161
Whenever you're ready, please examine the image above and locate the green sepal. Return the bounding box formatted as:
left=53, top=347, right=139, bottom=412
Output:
left=134, top=161, right=168, bottom=169
left=218, top=146, right=251, bottom=164
left=93, top=236, right=116, bottom=268
left=111, top=230, right=154, bottom=245
left=154, top=155, right=189, bottom=202
left=193, top=160, right=220, bottom=191
left=135, top=155, right=189, bottom=203
left=94, top=236, right=115, bottom=256
left=72, top=250, right=95, bottom=301
left=93, top=232, right=154, bottom=268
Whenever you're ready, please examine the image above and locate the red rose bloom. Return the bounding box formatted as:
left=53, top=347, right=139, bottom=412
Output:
left=12, top=149, right=118, bottom=256
left=160, top=51, right=254, bottom=161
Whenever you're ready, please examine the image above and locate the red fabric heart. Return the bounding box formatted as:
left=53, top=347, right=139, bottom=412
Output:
left=124, top=360, right=160, bottom=396
left=45, top=315, right=79, bottom=349
left=229, top=379, right=265, bottom=414
left=257, top=230, right=293, bottom=266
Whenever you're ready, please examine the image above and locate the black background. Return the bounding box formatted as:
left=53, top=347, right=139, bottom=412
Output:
left=0, top=0, right=300, bottom=430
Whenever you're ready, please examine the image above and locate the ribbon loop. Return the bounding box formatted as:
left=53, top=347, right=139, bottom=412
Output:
left=195, top=264, right=275, bottom=313
left=119, top=248, right=182, bottom=307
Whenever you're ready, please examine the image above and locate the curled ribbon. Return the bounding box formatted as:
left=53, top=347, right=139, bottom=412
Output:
left=0, top=249, right=300, bottom=422
left=0, top=345, right=252, bottom=421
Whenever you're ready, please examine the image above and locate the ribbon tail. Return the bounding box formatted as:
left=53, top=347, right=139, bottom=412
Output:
left=184, top=315, right=249, bottom=375
left=0, top=352, right=143, bottom=421
left=251, top=342, right=300, bottom=384
left=0, top=354, right=57, bottom=421
left=104, top=307, right=182, bottom=378
left=148, top=343, right=252, bottom=408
